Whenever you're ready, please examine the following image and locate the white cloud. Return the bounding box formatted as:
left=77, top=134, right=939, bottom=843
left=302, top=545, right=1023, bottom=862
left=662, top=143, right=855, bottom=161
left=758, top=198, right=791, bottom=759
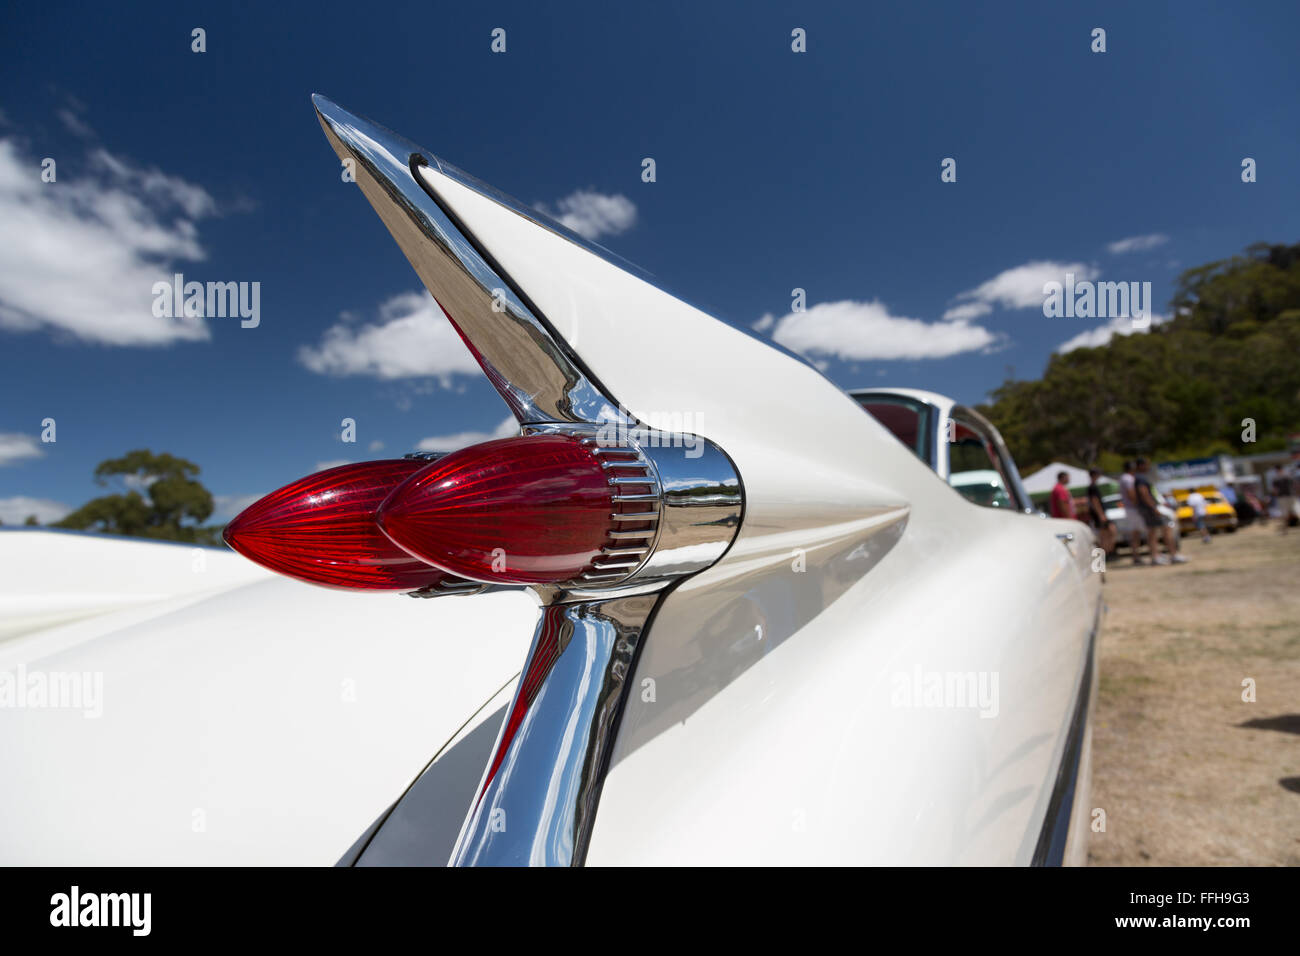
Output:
left=85, top=148, right=216, bottom=220
left=298, top=291, right=481, bottom=381
left=56, top=108, right=94, bottom=139
left=0, top=138, right=217, bottom=345
left=212, top=493, right=260, bottom=521
left=539, top=189, right=637, bottom=241
left=415, top=416, right=518, bottom=453
left=1056, top=313, right=1169, bottom=353
left=367, top=439, right=385, bottom=452
left=767, top=299, right=998, bottom=361
left=0, top=496, right=69, bottom=524
left=0, top=432, right=43, bottom=466
left=314, top=459, right=353, bottom=472
left=943, top=260, right=1098, bottom=319
left=940, top=301, right=992, bottom=322
left=1107, top=233, right=1169, bottom=255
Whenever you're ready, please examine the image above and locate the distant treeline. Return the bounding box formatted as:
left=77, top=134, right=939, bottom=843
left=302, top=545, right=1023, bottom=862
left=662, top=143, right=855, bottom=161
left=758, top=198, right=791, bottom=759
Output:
left=978, top=242, right=1300, bottom=474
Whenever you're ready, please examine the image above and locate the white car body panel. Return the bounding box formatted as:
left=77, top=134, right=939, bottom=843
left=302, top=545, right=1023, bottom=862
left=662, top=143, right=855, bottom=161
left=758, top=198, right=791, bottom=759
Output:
left=424, top=170, right=1101, bottom=865
left=0, top=531, right=272, bottom=641
left=589, top=512, right=1095, bottom=865
left=0, top=531, right=535, bottom=865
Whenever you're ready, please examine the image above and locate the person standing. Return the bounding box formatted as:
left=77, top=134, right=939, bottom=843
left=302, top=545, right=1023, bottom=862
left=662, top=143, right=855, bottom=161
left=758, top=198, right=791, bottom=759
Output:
left=1276, top=469, right=1296, bottom=534
left=1135, top=458, right=1187, bottom=564
left=1244, top=486, right=1266, bottom=525
left=1186, top=489, right=1211, bottom=543
left=1118, top=460, right=1147, bottom=564
left=1086, top=468, right=1115, bottom=553
left=1050, top=471, right=1077, bottom=520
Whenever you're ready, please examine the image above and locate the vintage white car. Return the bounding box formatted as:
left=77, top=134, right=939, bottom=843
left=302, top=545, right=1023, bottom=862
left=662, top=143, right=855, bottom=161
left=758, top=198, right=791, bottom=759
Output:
left=0, top=97, right=1102, bottom=866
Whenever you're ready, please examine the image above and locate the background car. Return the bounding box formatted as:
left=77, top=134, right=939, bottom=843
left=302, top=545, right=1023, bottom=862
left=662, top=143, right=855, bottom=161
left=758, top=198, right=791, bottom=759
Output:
left=949, top=469, right=1016, bottom=509
left=1173, top=488, right=1239, bottom=534
left=1102, top=493, right=1181, bottom=553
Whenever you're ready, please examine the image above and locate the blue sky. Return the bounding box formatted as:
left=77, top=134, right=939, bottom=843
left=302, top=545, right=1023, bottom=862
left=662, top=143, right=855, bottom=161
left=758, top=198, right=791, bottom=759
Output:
left=1, top=1, right=1296, bottom=525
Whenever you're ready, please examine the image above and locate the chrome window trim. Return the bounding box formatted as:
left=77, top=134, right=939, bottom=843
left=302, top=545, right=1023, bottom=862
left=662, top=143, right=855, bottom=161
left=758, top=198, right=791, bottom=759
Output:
left=949, top=404, right=1034, bottom=514
left=850, top=390, right=939, bottom=468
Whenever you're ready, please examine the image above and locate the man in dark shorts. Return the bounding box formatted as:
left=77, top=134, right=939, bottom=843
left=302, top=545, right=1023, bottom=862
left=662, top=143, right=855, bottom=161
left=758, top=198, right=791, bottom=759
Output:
left=1086, top=468, right=1115, bottom=553
left=1135, top=458, right=1187, bottom=565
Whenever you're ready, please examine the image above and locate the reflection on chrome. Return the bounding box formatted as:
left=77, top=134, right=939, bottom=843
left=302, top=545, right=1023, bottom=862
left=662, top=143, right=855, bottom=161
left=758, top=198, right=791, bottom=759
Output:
left=449, top=594, right=656, bottom=866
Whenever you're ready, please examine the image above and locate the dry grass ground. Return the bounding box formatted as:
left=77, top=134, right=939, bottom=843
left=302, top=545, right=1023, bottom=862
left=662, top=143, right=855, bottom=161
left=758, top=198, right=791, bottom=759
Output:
left=1088, top=521, right=1300, bottom=865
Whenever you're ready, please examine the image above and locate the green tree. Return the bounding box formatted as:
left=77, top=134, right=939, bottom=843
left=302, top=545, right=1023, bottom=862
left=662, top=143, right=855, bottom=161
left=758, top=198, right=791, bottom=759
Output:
left=54, top=450, right=220, bottom=545
left=982, top=242, right=1300, bottom=471
left=23, top=515, right=39, bottom=526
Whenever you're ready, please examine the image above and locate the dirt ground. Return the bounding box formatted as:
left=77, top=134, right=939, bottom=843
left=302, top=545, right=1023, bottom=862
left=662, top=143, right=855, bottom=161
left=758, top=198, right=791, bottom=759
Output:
left=1087, top=520, right=1300, bottom=865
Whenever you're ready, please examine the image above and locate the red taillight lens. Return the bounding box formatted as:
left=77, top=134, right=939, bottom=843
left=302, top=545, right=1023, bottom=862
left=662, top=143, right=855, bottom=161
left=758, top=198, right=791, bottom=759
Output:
left=223, top=459, right=464, bottom=591
left=377, top=434, right=619, bottom=584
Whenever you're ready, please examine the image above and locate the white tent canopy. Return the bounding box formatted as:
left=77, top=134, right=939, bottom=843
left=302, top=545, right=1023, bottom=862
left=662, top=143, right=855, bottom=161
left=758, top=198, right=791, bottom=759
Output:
left=1022, top=462, right=1095, bottom=495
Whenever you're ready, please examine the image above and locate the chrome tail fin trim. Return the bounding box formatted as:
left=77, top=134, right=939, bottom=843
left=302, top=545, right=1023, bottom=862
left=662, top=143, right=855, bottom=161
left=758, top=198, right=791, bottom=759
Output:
left=312, top=94, right=627, bottom=428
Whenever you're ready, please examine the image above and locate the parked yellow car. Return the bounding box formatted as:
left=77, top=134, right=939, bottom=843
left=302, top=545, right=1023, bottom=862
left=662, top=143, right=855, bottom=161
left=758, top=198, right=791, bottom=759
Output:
left=1174, top=487, right=1239, bottom=534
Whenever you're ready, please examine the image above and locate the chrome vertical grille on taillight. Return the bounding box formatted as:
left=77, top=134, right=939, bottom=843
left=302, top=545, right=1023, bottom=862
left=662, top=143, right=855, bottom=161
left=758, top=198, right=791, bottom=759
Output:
left=582, top=437, right=661, bottom=585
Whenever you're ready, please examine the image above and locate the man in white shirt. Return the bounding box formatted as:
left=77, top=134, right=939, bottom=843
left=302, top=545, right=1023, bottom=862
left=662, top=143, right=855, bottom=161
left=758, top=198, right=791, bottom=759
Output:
left=1118, top=460, right=1147, bottom=563
left=1186, top=489, right=1211, bottom=543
